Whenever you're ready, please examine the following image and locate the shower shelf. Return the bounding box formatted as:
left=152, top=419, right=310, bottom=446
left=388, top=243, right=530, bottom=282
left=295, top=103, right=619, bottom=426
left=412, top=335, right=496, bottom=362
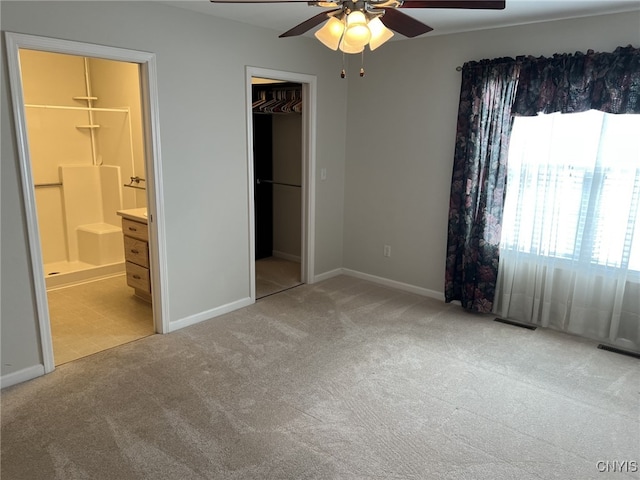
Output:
left=25, top=104, right=129, bottom=113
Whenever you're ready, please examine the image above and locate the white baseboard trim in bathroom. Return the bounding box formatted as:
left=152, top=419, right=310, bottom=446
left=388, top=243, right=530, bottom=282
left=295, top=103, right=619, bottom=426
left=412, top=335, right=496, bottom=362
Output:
left=342, top=269, right=445, bottom=301
left=271, top=251, right=301, bottom=263
left=1, top=364, right=45, bottom=389
left=169, top=296, right=254, bottom=333
left=314, top=268, right=344, bottom=283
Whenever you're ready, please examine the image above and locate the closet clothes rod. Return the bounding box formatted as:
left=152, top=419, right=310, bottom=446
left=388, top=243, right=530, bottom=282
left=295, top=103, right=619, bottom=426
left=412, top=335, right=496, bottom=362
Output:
left=256, top=179, right=301, bottom=188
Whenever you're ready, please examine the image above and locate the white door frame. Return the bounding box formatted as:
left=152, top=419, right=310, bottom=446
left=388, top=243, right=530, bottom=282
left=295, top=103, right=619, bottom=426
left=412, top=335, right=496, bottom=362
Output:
left=245, top=67, right=316, bottom=300
left=4, top=32, right=169, bottom=374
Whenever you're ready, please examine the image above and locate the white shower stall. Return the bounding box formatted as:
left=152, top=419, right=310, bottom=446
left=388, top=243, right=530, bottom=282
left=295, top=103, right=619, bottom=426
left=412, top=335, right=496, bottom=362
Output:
left=21, top=50, right=146, bottom=288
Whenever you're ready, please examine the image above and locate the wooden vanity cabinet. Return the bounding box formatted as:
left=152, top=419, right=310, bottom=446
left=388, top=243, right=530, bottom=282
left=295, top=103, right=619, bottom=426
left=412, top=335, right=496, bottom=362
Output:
left=122, top=217, right=151, bottom=302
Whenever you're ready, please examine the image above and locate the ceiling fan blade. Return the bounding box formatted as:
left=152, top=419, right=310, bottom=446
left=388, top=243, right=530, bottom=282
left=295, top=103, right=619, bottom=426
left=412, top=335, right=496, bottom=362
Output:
left=279, top=9, right=340, bottom=37
left=211, top=0, right=312, bottom=3
left=398, top=0, right=505, bottom=9
left=380, top=8, right=433, bottom=37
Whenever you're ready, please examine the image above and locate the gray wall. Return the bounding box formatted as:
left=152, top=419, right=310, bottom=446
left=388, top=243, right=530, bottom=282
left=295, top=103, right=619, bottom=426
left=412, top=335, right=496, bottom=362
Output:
left=343, top=11, right=640, bottom=296
left=1, top=1, right=347, bottom=378
left=2, top=1, right=639, bottom=383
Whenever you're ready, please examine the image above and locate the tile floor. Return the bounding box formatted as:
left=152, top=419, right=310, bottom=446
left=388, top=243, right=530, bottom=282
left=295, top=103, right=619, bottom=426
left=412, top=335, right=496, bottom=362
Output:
left=47, top=257, right=299, bottom=365
left=47, top=274, right=154, bottom=365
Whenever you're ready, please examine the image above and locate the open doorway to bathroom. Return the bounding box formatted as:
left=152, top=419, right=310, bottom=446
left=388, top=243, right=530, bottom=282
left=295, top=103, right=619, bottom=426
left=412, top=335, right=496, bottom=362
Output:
left=19, top=49, right=153, bottom=365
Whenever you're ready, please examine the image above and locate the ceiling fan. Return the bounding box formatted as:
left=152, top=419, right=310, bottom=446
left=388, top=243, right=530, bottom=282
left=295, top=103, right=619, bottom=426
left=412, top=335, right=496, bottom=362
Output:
left=210, top=0, right=506, bottom=78
left=210, top=0, right=505, bottom=76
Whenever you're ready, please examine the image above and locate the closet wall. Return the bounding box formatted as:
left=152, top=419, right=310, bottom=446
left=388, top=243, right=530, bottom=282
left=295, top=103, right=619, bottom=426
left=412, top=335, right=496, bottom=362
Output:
left=272, top=114, right=302, bottom=260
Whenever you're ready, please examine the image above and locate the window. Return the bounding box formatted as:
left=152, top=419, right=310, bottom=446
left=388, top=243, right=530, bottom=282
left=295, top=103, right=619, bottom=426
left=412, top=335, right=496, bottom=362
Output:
left=501, top=111, right=640, bottom=272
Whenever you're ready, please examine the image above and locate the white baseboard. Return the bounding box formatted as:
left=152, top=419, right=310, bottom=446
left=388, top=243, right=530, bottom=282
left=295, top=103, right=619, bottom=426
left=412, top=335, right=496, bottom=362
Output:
left=342, top=269, right=445, bottom=301
left=1, top=364, right=45, bottom=389
left=168, top=269, right=443, bottom=333
left=313, top=268, right=344, bottom=283
left=271, top=251, right=301, bottom=263
left=169, top=296, right=254, bottom=332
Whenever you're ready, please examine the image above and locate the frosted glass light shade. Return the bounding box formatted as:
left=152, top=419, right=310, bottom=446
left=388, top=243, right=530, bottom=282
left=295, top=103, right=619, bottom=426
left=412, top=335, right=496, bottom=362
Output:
left=314, top=17, right=345, bottom=51
left=342, top=11, right=370, bottom=49
left=368, top=17, right=394, bottom=51
left=339, top=38, right=364, bottom=54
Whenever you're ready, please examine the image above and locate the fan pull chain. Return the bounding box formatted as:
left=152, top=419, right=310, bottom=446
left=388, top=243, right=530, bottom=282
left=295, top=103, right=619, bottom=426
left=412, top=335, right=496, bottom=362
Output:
left=360, top=51, right=365, bottom=77
left=341, top=52, right=346, bottom=78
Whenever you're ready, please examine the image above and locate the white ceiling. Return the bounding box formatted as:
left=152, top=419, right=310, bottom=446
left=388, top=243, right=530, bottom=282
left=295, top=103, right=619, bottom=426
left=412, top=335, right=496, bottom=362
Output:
left=165, top=0, right=640, bottom=40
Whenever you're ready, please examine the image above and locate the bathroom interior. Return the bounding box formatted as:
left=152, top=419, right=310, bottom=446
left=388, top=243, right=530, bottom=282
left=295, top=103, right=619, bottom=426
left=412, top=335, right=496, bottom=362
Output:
left=21, top=53, right=305, bottom=365
left=21, top=49, right=154, bottom=365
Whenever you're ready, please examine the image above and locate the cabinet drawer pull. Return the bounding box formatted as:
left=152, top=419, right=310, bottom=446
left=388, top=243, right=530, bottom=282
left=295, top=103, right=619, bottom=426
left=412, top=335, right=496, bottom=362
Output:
left=128, top=227, right=137, bottom=232
left=130, top=249, right=139, bottom=254
left=133, top=274, right=141, bottom=280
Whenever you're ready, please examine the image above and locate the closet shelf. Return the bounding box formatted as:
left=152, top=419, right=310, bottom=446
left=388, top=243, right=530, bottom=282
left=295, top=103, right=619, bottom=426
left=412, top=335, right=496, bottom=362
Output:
left=76, top=125, right=100, bottom=129
left=252, top=83, right=303, bottom=114
left=73, top=96, right=98, bottom=101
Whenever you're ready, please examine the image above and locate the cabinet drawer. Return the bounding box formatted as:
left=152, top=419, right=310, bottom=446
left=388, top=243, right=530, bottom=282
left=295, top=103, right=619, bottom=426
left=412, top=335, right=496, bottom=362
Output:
left=123, top=236, right=149, bottom=268
left=126, top=261, right=151, bottom=294
left=122, top=218, right=148, bottom=241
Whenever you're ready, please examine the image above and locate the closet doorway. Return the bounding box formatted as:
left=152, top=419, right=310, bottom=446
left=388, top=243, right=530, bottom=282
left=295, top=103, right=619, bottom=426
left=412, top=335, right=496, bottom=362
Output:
left=246, top=68, right=317, bottom=300
left=253, top=79, right=303, bottom=298
left=6, top=33, right=167, bottom=375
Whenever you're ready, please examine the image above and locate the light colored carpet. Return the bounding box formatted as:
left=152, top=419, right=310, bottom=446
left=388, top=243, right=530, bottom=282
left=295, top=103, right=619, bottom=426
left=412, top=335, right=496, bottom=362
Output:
left=256, top=256, right=301, bottom=299
left=2, top=275, right=638, bottom=479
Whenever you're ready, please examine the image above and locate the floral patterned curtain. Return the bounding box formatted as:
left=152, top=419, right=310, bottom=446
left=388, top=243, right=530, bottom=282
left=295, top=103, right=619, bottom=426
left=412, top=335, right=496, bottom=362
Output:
left=444, top=46, right=640, bottom=313
left=445, top=60, right=520, bottom=313
left=514, top=46, right=640, bottom=115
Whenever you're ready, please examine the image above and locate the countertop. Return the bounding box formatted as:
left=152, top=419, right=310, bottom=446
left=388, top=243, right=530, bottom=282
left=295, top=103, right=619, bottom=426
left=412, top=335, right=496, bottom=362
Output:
left=117, top=207, right=148, bottom=223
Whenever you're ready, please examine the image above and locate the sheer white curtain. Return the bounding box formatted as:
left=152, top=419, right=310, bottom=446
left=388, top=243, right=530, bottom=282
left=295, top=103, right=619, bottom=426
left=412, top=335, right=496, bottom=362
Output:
left=494, top=111, right=640, bottom=351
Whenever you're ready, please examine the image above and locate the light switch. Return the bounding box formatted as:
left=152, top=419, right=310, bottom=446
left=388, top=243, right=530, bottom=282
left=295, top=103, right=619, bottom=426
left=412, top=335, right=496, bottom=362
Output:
left=320, top=168, right=327, bottom=181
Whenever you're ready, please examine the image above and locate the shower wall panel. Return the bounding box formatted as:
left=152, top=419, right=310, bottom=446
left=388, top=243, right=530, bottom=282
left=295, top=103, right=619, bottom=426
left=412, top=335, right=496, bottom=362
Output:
left=20, top=50, right=93, bottom=265
left=89, top=58, right=145, bottom=210
left=19, top=50, right=144, bottom=267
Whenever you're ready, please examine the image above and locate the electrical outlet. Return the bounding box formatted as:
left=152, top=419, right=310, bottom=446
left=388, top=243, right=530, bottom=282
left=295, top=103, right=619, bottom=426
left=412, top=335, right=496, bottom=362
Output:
left=383, top=245, right=391, bottom=257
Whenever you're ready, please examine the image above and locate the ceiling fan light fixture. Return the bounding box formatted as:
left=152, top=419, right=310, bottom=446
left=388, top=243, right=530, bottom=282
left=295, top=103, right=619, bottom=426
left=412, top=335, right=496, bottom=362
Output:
left=342, top=11, right=371, bottom=49
left=367, top=17, right=394, bottom=50
left=339, top=38, right=365, bottom=54
left=314, top=16, right=345, bottom=50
